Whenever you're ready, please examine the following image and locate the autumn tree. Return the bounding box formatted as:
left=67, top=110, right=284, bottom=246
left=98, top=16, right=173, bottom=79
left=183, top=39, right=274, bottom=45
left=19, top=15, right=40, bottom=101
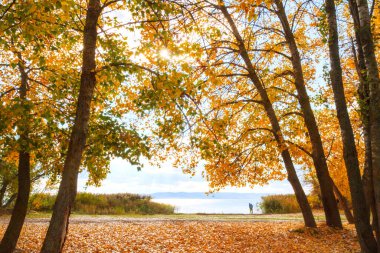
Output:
left=215, top=0, right=317, bottom=227
left=40, top=0, right=155, bottom=251
left=126, top=0, right=318, bottom=227
left=323, top=0, right=377, bottom=250
left=246, top=0, right=342, bottom=228
left=353, top=0, right=380, bottom=248
left=0, top=1, right=65, bottom=250
left=39, top=1, right=117, bottom=251
left=0, top=1, right=150, bottom=252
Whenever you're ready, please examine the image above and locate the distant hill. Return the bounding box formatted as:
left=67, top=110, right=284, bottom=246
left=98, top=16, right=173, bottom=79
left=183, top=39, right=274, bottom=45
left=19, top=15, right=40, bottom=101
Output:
left=151, top=192, right=268, bottom=199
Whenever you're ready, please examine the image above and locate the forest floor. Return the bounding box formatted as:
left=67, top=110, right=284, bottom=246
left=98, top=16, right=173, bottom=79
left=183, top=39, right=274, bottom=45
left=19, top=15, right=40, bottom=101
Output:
left=0, top=213, right=359, bottom=252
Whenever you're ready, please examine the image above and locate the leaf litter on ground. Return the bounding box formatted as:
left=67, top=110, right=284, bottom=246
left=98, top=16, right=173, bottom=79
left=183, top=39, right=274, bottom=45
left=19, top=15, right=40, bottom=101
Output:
left=0, top=221, right=359, bottom=252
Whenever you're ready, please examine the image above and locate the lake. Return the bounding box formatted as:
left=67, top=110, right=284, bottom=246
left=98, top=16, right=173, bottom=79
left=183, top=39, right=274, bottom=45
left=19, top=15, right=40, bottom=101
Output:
left=152, top=198, right=263, bottom=214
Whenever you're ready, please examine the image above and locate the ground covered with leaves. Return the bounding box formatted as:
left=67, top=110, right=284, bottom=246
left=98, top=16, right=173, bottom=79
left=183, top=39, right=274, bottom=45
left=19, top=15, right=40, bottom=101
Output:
left=0, top=220, right=359, bottom=252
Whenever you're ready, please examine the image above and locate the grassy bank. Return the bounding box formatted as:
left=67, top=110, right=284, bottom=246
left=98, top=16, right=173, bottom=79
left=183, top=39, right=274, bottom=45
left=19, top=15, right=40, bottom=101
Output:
left=29, top=193, right=175, bottom=215
left=260, top=194, right=323, bottom=214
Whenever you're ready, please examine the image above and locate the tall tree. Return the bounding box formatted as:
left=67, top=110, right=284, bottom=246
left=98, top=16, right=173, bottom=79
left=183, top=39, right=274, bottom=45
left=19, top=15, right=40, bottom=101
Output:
left=348, top=0, right=379, bottom=236
left=130, top=0, right=317, bottom=227
left=0, top=52, right=31, bottom=253
left=273, top=0, right=342, bottom=227
left=355, top=0, right=380, bottom=247
left=40, top=0, right=103, bottom=251
left=0, top=1, right=61, bottom=250
left=202, top=1, right=317, bottom=227
left=40, top=0, right=151, bottom=250
left=324, top=0, right=377, bottom=251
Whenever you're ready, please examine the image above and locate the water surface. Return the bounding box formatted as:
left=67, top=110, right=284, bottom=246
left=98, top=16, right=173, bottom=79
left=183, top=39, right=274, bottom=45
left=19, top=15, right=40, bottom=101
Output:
left=152, top=198, right=263, bottom=214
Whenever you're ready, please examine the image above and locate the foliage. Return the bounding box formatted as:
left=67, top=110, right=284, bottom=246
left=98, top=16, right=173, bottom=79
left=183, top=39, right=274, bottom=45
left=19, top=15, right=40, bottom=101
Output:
left=0, top=0, right=151, bottom=190
left=260, top=195, right=301, bottom=214
left=307, top=194, right=324, bottom=210
left=0, top=0, right=379, bottom=250
left=29, top=193, right=174, bottom=215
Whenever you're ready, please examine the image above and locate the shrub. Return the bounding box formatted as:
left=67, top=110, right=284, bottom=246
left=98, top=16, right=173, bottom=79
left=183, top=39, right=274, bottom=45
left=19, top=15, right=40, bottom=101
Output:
left=29, top=192, right=174, bottom=215
left=260, top=194, right=301, bottom=214
left=307, top=194, right=323, bottom=209
left=29, top=193, right=55, bottom=211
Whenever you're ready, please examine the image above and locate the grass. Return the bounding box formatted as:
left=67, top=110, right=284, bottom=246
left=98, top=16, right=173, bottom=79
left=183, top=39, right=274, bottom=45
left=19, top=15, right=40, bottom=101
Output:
left=22, top=210, right=348, bottom=223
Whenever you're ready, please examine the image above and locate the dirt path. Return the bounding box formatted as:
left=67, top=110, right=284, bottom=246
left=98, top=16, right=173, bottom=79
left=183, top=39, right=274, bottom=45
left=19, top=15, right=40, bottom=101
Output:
left=0, top=213, right=328, bottom=224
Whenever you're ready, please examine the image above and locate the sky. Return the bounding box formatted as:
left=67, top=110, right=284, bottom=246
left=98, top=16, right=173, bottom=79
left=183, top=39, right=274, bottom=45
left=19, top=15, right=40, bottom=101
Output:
left=75, top=158, right=301, bottom=195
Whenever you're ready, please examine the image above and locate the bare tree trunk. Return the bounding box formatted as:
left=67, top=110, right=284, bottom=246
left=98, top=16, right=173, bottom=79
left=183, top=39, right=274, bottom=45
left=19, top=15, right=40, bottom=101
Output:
left=0, top=153, right=30, bottom=253
left=324, top=0, right=377, bottom=251
left=274, top=0, right=342, bottom=228
left=219, top=2, right=316, bottom=228
left=0, top=56, right=31, bottom=253
left=355, top=0, right=380, bottom=249
left=0, top=180, right=9, bottom=207
left=331, top=180, right=355, bottom=224
left=3, top=194, right=16, bottom=209
left=40, top=1, right=101, bottom=252
left=348, top=0, right=379, bottom=238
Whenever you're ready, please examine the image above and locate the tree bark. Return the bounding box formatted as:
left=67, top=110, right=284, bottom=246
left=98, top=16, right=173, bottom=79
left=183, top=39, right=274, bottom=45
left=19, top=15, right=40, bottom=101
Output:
left=3, top=193, right=16, bottom=208
left=355, top=0, right=380, bottom=249
left=219, top=3, right=316, bottom=228
left=0, top=153, right=30, bottom=253
left=348, top=0, right=379, bottom=239
left=0, top=55, right=31, bottom=253
left=40, top=1, right=101, bottom=252
left=274, top=0, right=342, bottom=228
left=324, top=0, right=377, bottom=251
left=331, top=180, right=355, bottom=224
left=0, top=179, right=9, bottom=207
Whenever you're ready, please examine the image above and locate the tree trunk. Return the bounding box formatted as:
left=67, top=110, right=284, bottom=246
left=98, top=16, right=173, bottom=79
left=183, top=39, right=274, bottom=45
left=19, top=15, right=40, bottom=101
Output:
left=274, top=0, right=342, bottom=228
left=348, top=0, right=379, bottom=238
left=0, top=153, right=30, bottom=253
left=331, top=180, right=355, bottom=224
left=0, top=56, right=31, bottom=253
left=219, top=2, right=316, bottom=228
left=40, top=1, right=101, bottom=252
left=3, top=193, right=16, bottom=209
left=355, top=0, right=380, bottom=249
left=0, top=179, right=9, bottom=207
left=324, top=0, right=378, bottom=251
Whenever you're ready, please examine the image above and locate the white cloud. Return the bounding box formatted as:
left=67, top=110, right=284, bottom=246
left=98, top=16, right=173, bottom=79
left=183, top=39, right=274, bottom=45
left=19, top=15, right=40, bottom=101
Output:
left=77, top=158, right=298, bottom=195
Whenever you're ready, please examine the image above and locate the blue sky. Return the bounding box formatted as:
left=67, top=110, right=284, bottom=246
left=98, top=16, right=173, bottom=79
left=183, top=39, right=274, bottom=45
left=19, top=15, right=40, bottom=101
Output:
left=76, top=158, right=299, bottom=195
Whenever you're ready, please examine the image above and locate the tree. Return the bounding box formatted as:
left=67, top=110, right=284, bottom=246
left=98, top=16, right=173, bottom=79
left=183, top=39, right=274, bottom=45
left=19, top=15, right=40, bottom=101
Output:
left=0, top=2, right=54, bottom=249
left=355, top=0, right=380, bottom=248
left=128, top=0, right=317, bottom=227
left=0, top=51, right=31, bottom=253
left=272, top=0, right=341, bottom=227
left=347, top=0, right=379, bottom=236
left=217, top=1, right=316, bottom=227
left=40, top=1, right=105, bottom=251
left=0, top=1, right=81, bottom=250
left=324, top=0, right=377, bottom=250
left=40, top=0, right=152, bottom=251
